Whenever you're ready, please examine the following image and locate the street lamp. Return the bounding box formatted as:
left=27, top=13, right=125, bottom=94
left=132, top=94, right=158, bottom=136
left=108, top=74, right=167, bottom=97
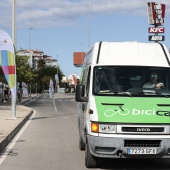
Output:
left=56, top=55, right=59, bottom=93
left=80, top=43, right=83, bottom=67
left=36, top=82, right=37, bottom=94
left=88, top=0, right=90, bottom=48
left=29, top=28, right=33, bottom=50
left=29, top=28, right=33, bottom=97
left=12, top=0, right=16, bottom=48
left=28, top=67, right=33, bottom=98
left=12, top=0, right=16, bottom=118
left=56, top=55, right=59, bottom=76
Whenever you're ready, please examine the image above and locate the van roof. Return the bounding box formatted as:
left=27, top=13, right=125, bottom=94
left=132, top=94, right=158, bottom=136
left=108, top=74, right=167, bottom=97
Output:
left=92, top=41, right=170, bottom=67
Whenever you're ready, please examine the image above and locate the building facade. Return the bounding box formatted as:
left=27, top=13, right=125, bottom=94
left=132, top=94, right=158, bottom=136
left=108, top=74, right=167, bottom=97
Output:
left=17, top=49, right=57, bottom=69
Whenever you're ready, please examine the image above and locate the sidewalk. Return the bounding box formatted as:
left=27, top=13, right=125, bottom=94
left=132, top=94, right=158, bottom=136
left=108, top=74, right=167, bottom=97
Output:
left=0, top=93, right=75, bottom=153
left=0, top=94, right=38, bottom=152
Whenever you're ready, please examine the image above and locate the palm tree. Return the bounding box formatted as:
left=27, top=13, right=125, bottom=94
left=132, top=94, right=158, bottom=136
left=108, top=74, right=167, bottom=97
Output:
left=37, top=59, right=46, bottom=70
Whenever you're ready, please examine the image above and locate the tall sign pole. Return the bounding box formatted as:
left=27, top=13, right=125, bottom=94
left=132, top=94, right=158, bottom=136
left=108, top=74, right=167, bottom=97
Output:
left=147, top=2, right=166, bottom=43
left=12, top=0, right=16, bottom=118
left=12, top=0, right=16, bottom=47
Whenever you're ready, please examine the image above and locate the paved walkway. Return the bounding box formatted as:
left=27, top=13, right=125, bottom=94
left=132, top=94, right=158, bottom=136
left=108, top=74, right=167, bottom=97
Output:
left=0, top=94, right=38, bottom=152
left=0, top=93, right=75, bottom=153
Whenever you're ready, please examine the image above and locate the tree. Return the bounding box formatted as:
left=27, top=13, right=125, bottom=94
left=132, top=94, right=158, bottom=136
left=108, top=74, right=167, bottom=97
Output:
left=0, top=54, right=64, bottom=93
left=37, top=58, right=46, bottom=70
left=41, top=75, right=52, bottom=90
left=15, top=55, right=37, bottom=83
left=37, top=66, right=59, bottom=91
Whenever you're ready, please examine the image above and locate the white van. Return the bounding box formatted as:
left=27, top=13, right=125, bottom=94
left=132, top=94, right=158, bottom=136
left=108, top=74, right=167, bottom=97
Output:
left=76, top=41, right=170, bottom=168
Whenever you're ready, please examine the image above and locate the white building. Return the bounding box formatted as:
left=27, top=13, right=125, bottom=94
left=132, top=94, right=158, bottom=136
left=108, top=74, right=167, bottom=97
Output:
left=17, top=49, right=57, bottom=69
left=16, top=49, right=33, bottom=68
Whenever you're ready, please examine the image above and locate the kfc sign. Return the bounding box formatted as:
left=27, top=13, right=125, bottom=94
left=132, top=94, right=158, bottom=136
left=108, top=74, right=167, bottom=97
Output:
left=148, top=27, right=165, bottom=33
left=147, top=2, right=166, bottom=26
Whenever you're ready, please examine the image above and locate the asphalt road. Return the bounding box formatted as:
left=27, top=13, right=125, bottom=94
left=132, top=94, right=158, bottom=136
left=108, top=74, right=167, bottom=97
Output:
left=0, top=93, right=170, bottom=170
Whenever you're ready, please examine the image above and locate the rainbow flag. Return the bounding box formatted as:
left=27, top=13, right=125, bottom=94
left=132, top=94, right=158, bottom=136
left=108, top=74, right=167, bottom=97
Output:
left=0, top=30, right=16, bottom=101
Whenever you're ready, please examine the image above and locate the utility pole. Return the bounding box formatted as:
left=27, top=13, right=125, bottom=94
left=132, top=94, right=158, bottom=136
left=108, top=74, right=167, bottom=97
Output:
left=29, top=28, right=33, bottom=50
left=29, top=28, right=33, bottom=98
left=88, top=0, right=90, bottom=49
left=80, top=43, right=83, bottom=66
left=12, top=0, right=16, bottom=118
left=57, top=55, right=58, bottom=77
left=55, top=55, right=59, bottom=93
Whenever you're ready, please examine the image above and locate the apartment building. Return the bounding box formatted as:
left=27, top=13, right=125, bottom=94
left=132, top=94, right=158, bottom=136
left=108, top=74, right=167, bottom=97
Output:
left=16, top=49, right=57, bottom=69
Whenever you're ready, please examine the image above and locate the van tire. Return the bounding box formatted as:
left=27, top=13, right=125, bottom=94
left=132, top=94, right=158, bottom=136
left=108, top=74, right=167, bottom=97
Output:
left=85, top=141, right=98, bottom=168
left=79, top=135, right=85, bottom=150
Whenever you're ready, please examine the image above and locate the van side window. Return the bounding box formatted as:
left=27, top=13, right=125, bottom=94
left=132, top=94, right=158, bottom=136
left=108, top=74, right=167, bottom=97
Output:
left=81, top=65, right=91, bottom=97
left=86, top=67, right=91, bottom=97
left=94, top=68, right=113, bottom=93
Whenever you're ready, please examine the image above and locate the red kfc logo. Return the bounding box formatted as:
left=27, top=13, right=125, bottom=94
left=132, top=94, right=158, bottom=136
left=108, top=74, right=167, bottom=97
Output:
left=148, top=27, right=165, bottom=33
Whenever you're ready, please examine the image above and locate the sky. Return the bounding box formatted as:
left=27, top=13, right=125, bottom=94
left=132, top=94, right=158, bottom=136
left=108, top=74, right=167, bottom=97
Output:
left=1, top=0, right=170, bottom=77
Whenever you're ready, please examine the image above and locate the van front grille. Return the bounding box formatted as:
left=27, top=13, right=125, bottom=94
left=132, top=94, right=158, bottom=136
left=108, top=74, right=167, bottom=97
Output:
left=124, top=140, right=161, bottom=147
left=122, top=127, right=164, bottom=132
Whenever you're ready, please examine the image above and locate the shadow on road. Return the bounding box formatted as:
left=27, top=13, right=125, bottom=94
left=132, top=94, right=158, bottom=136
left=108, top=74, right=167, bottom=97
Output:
left=98, top=158, right=170, bottom=170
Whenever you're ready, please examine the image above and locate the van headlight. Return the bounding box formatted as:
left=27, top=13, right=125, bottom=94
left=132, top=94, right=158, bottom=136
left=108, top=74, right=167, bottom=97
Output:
left=99, top=124, right=116, bottom=133
left=91, top=122, right=116, bottom=133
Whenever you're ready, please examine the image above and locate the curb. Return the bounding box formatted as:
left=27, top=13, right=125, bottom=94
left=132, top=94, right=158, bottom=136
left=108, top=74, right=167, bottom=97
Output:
left=0, top=110, right=33, bottom=153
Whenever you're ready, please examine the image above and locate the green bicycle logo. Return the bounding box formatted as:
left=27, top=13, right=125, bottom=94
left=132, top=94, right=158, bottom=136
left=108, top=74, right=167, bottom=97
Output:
left=104, top=106, right=130, bottom=117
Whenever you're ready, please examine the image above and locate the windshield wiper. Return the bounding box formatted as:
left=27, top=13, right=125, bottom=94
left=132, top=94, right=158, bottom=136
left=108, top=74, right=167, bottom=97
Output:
left=98, top=90, right=132, bottom=96
left=155, top=92, right=170, bottom=97
left=98, top=90, right=111, bottom=93
left=131, top=90, right=170, bottom=97
left=117, top=92, right=132, bottom=96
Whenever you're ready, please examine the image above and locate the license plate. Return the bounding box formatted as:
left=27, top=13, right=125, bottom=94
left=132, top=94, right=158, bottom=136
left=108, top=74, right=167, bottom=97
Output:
left=127, top=148, right=157, bottom=155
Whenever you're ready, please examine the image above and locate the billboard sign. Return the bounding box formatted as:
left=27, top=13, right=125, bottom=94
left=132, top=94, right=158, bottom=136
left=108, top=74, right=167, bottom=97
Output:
left=147, top=2, right=165, bottom=26
left=73, top=52, right=86, bottom=67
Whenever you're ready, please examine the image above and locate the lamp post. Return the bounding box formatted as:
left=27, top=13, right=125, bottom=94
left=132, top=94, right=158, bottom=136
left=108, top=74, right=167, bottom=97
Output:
left=29, top=28, right=33, bottom=98
left=36, top=82, right=37, bottom=94
left=29, top=80, right=31, bottom=98
left=12, top=0, right=16, bottom=48
left=56, top=55, right=59, bottom=93
left=56, top=55, right=59, bottom=76
left=12, top=0, right=16, bottom=118
left=29, top=28, right=33, bottom=50
left=88, top=0, right=90, bottom=48
left=80, top=43, right=83, bottom=66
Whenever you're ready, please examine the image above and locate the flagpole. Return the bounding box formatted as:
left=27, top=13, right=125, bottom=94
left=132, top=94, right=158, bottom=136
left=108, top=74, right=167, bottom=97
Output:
left=12, top=0, right=16, bottom=118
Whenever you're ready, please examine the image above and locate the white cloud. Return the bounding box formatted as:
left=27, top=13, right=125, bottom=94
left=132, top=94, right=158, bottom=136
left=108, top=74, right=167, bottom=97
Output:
left=1, top=0, right=170, bottom=29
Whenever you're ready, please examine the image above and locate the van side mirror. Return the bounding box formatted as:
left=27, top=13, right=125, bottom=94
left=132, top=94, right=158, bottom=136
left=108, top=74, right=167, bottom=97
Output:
left=75, top=85, right=88, bottom=102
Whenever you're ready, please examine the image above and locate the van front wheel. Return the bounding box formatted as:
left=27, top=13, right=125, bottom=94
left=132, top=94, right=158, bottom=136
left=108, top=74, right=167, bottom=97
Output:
left=79, top=135, right=85, bottom=150
left=85, top=141, right=98, bottom=168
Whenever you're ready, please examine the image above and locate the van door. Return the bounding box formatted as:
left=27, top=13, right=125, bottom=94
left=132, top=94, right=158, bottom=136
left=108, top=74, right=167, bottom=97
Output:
left=79, top=65, right=91, bottom=140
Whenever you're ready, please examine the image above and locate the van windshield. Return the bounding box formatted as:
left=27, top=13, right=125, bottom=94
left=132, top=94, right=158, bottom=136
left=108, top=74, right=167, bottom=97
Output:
left=93, top=66, right=170, bottom=97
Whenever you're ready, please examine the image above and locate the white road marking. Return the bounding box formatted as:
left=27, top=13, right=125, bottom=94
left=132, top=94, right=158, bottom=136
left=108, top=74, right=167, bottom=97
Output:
left=23, top=95, right=39, bottom=106
left=0, top=110, right=36, bottom=165
left=53, top=98, right=57, bottom=112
